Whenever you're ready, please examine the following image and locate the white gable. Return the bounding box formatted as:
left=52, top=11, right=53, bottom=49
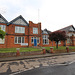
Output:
left=0, top=18, right=6, bottom=23
left=69, top=27, right=75, bottom=31
left=13, top=18, right=27, bottom=25
left=43, top=31, right=48, bottom=34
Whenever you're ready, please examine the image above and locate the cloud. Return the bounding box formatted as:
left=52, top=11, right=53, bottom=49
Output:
left=0, top=0, right=75, bottom=31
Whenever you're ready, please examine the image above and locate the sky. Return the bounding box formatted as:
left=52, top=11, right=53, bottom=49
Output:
left=0, top=0, right=75, bottom=31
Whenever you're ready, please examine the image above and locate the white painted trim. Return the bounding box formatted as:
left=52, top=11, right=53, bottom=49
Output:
left=14, top=36, right=25, bottom=44
left=15, top=26, right=25, bottom=33
left=33, top=27, right=38, bottom=34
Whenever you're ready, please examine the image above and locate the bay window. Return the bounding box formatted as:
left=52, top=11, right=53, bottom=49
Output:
left=43, top=35, right=49, bottom=44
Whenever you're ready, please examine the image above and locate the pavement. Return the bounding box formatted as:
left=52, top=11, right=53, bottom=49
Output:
left=0, top=52, right=75, bottom=62
left=0, top=53, right=75, bottom=75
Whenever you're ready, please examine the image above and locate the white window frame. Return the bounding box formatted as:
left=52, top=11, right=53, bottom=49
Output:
left=43, top=35, right=49, bottom=45
left=0, top=25, right=6, bottom=31
left=0, top=38, right=5, bottom=44
left=15, top=26, right=25, bottom=33
left=58, top=41, right=61, bottom=44
left=33, top=27, right=38, bottom=34
left=31, top=37, right=40, bottom=44
left=37, top=37, right=40, bottom=44
left=67, top=38, right=72, bottom=44
left=14, top=37, right=25, bottom=44
left=67, top=38, right=70, bottom=44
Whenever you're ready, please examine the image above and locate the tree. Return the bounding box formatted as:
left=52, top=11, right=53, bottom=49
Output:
left=0, top=27, right=6, bottom=40
left=49, top=31, right=67, bottom=48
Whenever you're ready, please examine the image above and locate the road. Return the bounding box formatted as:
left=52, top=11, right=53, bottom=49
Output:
left=15, top=62, right=75, bottom=75
left=0, top=54, right=75, bottom=75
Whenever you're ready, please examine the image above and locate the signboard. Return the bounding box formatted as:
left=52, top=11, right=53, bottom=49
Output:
left=21, top=43, right=28, bottom=46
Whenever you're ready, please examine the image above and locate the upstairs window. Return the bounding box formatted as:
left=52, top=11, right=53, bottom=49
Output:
left=33, top=27, right=38, bottom=34
left=0, top=25, right=6, bottom=31
left=15, top=26, right=25, bottom=33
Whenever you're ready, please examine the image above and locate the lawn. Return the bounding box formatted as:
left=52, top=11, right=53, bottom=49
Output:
left=43, top=46, right=75, bottom=50
left=43, top=46, right=75, bottom=53
left=0, top=47, right=42, bottom=53
left=0, top=46, right=75, bottom=53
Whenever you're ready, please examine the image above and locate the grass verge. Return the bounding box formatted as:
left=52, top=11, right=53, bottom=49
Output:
left=0, top=47, right=42, bottom=53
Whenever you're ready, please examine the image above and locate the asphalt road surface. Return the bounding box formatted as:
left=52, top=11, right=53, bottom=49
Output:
left=1, top=62, right=75, bottom=75
left=1, top=54, right=75, bottom=75
left=12, top=62, right=75, bottom=75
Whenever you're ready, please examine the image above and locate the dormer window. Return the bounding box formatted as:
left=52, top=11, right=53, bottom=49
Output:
left=15, top=26, right=25, bottom=33
left=33, top=27, right=38, bottom=34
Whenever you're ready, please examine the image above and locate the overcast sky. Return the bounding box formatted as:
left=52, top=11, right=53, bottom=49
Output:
left=0, top=0, right=75, bottom=31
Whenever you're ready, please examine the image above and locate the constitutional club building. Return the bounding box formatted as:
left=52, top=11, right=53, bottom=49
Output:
left=0, top=14, right=75, bottom=48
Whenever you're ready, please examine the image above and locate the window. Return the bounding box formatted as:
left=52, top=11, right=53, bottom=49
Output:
left=0, top=25, right=6, bottom=31
left=58, top=41, right=61, bottom=44
left=37, top=37, right=39, bottom=43
left=67, top=38, right=72, bottom=44
left=33, top=27, right=38, bottom=34
left=0, top=38, right=5, bottom=44
left=43, top=35, right=49, bottom=44
left=15, top=37, right=24, bottom=44
left=31, top=37, right=34, bottom=43
left=15, top=26, right=25, bottom=33
left=22, top=37, right=24, bottom=43
left=31, top=37, right=40, bottom=43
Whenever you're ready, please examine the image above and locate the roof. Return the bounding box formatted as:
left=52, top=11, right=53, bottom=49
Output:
left=0, top=14, right=8, bottom=23
left=42, top=29, right=51, bottom=34
left=7, top=15, right=29, bottom=26
left=56, top=25, right=75, bottom=33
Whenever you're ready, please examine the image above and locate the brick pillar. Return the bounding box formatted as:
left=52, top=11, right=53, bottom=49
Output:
left=50, top=47, right=54, bottom=53
left=66, top=46, right=69, bottom=52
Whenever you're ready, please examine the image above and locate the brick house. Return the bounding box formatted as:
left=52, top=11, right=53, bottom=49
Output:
left=42, top=29, right=56, bottom=47
left=0, top=14, right=75, bottom=48
left=57, top=25, right=75, bottom=46
left=0, top=14, right=8, bottom=48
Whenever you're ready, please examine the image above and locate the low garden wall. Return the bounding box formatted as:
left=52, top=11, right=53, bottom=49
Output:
left=54, top=49, right=75, bottom=53
left=0, top=49, right=75, bottom=58
left=0, top=51, right=43, bottom=58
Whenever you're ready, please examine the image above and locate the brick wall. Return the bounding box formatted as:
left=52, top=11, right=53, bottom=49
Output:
left=28, top=21, right=42, bottom=47
left=0, top=21, right=75, bottom=48
left=0, top=23, right=7, bottom=48
left=6, top=24, right=29, bottom=48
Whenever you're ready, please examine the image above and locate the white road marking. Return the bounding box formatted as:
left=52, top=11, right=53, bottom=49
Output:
left=9, top=67, right=34, bottom=75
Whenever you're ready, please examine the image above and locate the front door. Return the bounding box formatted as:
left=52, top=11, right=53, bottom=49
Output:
left=34, top=38, right=37, bottom=46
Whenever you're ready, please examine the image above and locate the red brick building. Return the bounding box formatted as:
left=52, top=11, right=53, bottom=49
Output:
left=57, top=25, right=75, bottom=46
left=0, top=14, right=75, bottom=48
